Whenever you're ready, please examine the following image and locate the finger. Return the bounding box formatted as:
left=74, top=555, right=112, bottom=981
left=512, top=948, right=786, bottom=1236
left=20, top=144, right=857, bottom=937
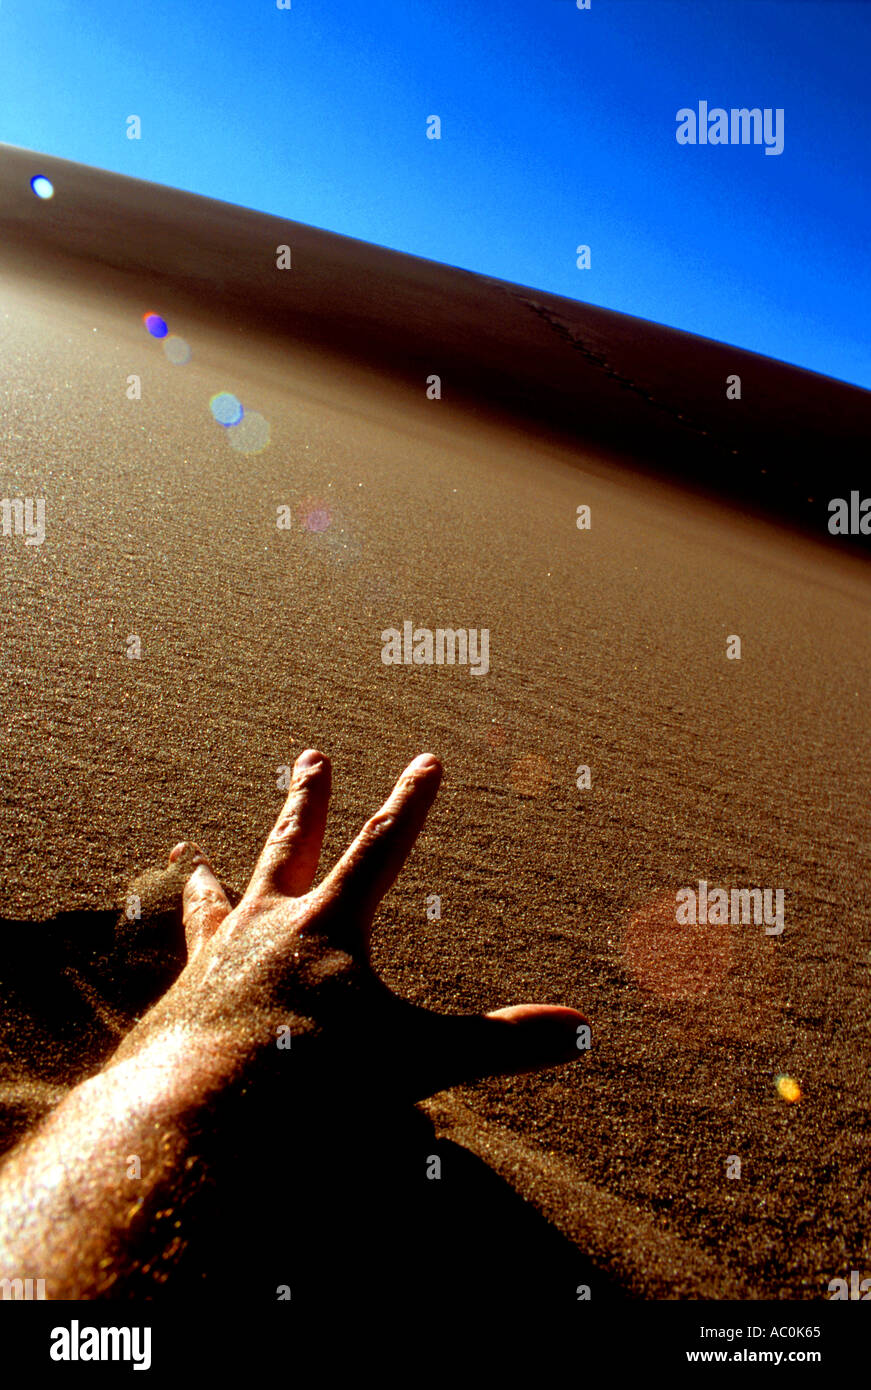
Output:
left=415, top=1004, right=588, bottom=1096
left=174, top=843, right=232, bottom=960
left=247, top=749, right=332, bottom=899
left=316, top=753, right=442, bottom=939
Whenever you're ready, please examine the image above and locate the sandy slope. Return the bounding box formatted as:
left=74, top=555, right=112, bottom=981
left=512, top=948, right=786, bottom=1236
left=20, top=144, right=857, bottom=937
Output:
left=0, top=145, right=869, bottom=1299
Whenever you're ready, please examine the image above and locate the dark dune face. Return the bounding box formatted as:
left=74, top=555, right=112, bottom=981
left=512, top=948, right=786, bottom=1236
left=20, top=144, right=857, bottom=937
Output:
left=1, top=142, right=869, bottom=543
left=0, top=143, right=869, bottom=1300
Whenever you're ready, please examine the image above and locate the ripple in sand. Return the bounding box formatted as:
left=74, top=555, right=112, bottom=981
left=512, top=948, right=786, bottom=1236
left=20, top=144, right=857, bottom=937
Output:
left=622, top=890, right=733, bottom=1001
left=226, top=410, right=271, bottom=454
left=143, top=312, right=168, bottom=339
left=30, top=175, right=54, bottom=199
left=163, top=334, right=191, bottom=364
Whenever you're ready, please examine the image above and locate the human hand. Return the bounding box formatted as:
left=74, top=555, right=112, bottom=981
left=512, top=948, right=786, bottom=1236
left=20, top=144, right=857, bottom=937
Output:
left=113, top=750, right=587, bottom=1110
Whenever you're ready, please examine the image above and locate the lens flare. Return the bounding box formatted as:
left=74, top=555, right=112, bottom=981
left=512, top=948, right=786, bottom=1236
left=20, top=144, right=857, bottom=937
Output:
left=226, top=410, right=270, bottom=454
left=143, top=313, right=169, bottom=339
left=298, top=498, right=332, bottom=532
left=210, top=392, right=244, bottom=426
left=163, top=335, right=191, bottom=364
left=509, top=754, right=551, bottom=796
left=324, top=532, right=362, bottom=568
left=30, top=175, right=54, bottom=199
left=775, top=1074, right=801, bottom=1103
left=622, top=890, right=733, bottom=1001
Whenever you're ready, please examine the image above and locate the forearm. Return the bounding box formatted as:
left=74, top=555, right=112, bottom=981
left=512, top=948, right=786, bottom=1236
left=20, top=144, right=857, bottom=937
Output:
left=0, top=1025, right=247, bottom=1298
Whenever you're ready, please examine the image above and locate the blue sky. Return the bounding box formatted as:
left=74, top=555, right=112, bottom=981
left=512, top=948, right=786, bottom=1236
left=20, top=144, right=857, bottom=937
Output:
left=1, top=0, right=869, bottom=388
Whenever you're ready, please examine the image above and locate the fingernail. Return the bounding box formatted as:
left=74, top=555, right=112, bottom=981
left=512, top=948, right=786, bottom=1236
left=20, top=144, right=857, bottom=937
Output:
left=409, top=753, right=440, bottom=772
left=295, top=748, right=324, bottom=769
left=169, top=841, right=189, bottom=863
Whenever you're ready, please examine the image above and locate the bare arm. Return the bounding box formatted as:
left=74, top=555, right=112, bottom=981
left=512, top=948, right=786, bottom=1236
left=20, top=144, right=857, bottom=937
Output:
left=0, top=751, right=586, bottom=1298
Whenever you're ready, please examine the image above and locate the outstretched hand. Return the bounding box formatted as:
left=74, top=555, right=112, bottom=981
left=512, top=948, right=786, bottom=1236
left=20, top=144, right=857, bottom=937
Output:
left=0, top=749, right=588, bottom=1299
left=116, top=750, right=586, bottom=1106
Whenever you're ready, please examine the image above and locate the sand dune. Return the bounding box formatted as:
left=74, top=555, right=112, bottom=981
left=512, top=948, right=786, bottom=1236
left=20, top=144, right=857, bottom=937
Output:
left=2, top=144, right=869, bottom=542
left=1, top=144, right=869, bottom=1299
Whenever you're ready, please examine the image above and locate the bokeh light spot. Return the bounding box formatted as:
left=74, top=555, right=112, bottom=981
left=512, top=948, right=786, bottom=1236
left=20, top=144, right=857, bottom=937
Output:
left=226, top=410, right=270, bottom=454
left=509, top=754, right=551, bottom=796
left=30, top=175, right=54, bottom=199
left=163, top=335, right=191, bottom=365
left=622, top=891, right=733, bottom=1001
left=324, top=532, right=362, bottom=569
left=298, top=498, right=332, bottom=532
left=143, top=313, right=168, bottom=339
left=775, top=1074, right=801, bottom=1103
left=210, top=392, right=244, bottom=426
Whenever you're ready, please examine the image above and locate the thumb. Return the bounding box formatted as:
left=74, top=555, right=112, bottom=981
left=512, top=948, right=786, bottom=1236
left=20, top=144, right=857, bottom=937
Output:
left=414, top=1003, right=589, bottom=1098
left=481, top=1004, right=589, bottom=1076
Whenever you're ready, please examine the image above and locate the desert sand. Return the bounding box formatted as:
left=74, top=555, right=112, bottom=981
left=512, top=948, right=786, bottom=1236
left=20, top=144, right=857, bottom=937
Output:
left=0, top=143, right=869, bottom=1301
